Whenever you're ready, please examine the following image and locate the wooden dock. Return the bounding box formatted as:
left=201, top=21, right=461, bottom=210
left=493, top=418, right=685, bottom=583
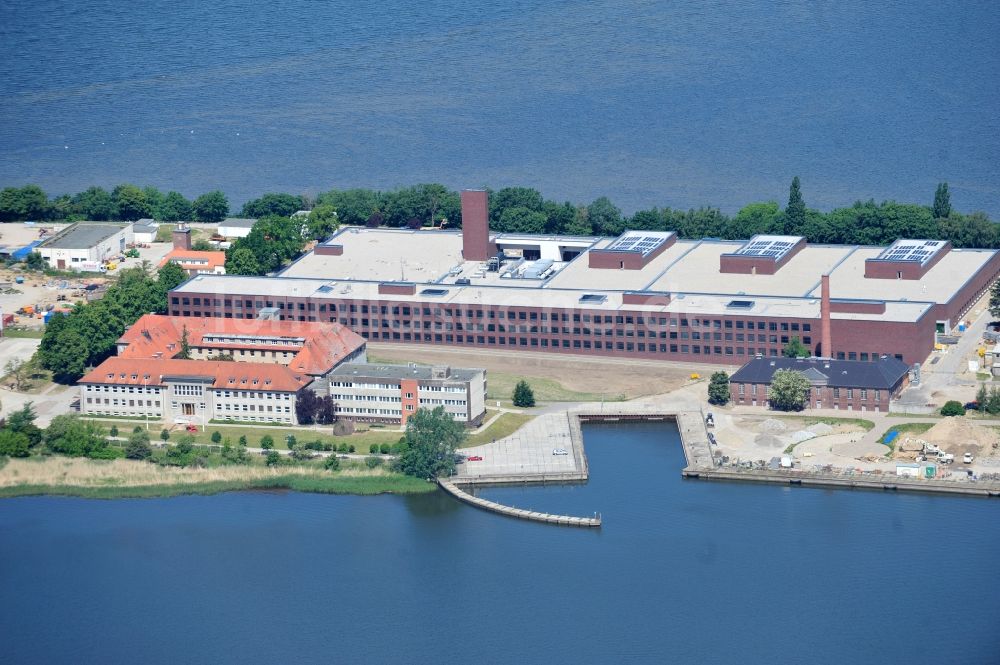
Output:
left=438, top=478, right=602, bottom=527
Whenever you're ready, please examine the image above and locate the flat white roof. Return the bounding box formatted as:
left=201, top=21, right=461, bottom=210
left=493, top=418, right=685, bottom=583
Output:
left=176, top=228, right=998, bottom=325
left=281, top=228, right=465, bottom=282
left=805, top=246, right=994, bottom=304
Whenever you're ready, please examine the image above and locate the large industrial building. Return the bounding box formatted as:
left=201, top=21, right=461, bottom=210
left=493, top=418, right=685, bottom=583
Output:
left=167, top=191, right=1000, bottom=367
left=37, top=222, right=133, bottom=271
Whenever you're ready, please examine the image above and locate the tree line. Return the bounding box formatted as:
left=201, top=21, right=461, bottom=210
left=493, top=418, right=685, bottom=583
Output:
left=3, top=179, right=998, bottom=249
left=0, top=184, right=230, bottom=223
left=38, top=263, right=188, bottom=382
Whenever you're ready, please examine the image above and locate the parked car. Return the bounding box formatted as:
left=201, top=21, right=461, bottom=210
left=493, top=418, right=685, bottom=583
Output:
left=963, top=452, right=975, bottom=464
left=552, top=448, right=568, bottom=456
left=466, top=455, right=483, bottom=462
left=964, top=401, right=979, bottom=410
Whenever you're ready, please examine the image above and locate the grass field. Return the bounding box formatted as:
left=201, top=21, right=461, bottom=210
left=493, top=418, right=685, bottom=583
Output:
left=774, top=415, right=876, bottom=431
left=0, top=327, right=44, bottom=339
left=0, top=456, right=436, bottom=499
left=86, top=419, right=405, bottom=450
left=368, top=352, right=624, bottom=407
left=462, top=412, right=534, bottom=448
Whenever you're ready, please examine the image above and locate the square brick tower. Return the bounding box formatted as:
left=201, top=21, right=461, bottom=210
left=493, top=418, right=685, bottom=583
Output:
left=460, top=190, right=494, bottom=261
left=172, top=224, right=192, bottom=250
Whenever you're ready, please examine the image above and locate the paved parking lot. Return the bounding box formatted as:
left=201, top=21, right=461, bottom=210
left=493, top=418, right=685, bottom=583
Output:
left=453, top=412, right=583, bottom=481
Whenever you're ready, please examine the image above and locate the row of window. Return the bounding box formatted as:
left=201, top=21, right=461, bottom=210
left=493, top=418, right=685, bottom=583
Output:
left=736, top=384, right=882, bottom=400
left=170, top=297, right=812, bottom=331
left=85, top=385, right=162, bottom=394
left=212, top=390, right=292, bottom=400
left=86, top=397, right=160, bottom=408
left=418, top=399, right=467, bottom=406
left=170, top=305, right=901, bottom=362
left=214, top=403, right=292, bottom=413
left=216, top=414, right=292, bottom=424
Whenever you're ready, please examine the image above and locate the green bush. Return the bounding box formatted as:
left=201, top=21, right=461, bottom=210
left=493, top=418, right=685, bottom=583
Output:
left=286, top=435, right=297, bottom=449
left=379, top=443, right=391, bottom=455
left=324, top=455, right=340, bottom=471
left=109, top=425, right=119, bottom=438
left=369, top=444, right=379, bottom=454
left=260, top=434, right=274, bottom=450
left=940, top=400, right=966, bottom=417
left=348, top=444, right=355, bottom=453
left=239, top=435, right=248, bottom=446
left=210, top=431, right=222, bottom=443
left=291, top=448, right=314, bottom=461
left=365, top=456, right=384, bottom=469
left=132, top=426, right=143, bottom=434
left=265, top=450, right=281, bottom=467
left=338, top=443, right=349, bottom=453
left=160, top=429, right=170, bottom=441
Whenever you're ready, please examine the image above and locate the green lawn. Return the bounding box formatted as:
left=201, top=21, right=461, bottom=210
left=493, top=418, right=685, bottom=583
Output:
left=773, top=415, right=876, bottom=432
left=1, top=327, right=44, bottom=339
left=87, top=419, right=404, bottom=450
left=462, top=412, right=534, bottom=448
left=368, top=352, right=622, bottom=407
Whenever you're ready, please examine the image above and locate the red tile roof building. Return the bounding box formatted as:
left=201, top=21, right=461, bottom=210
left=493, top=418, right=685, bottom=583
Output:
left=117, top=314, right=367, bottom=377
left=158, top=249, right=227, bottom=276
left=80, top=315, right=367, bottom=425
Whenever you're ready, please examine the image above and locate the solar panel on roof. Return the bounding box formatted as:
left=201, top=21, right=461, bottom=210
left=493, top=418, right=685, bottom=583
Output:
left=605, top=231, right=673, bottom=256
left=875, top=239, right=947, bottom=265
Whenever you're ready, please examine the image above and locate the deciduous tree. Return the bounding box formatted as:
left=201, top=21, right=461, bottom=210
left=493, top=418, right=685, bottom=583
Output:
left=192, top=191, right=229, bottom=223
left=782, top=337, right=810, bottom=358
left=767, top=369, right=811, bottom=411
left=395, top=406, right=467, bottom=479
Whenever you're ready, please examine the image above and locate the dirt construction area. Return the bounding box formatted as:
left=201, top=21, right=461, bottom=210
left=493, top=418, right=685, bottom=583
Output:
left=368, top=342, right=722, bottom=401
left=711, top=412, right=1000, bottom=478
left=712, top=413, right=877, bottom=466
left=893, top=417, right=1000, bottom=464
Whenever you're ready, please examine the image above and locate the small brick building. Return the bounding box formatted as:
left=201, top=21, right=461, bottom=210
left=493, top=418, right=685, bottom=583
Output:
left=729, top=356, right=911, bottom=412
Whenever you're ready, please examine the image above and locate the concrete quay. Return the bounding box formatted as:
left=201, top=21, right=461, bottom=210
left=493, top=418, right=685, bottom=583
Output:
left=438, top=478, right=601, bottom=527
left=682, top=467, right=1000, bottom=497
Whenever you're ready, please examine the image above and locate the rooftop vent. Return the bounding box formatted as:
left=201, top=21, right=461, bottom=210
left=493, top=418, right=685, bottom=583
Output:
left=420, top=288, right=449, bottom=297
left=579, top=294, right=607, bottom=304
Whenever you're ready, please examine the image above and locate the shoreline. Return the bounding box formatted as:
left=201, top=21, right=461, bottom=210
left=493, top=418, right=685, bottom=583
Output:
left=0, top=457, right=435, bottom=500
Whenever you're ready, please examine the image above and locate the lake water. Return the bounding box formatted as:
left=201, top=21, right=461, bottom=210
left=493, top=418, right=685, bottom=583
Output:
left=1, top=1, right=998, bottom=216
left=1, top=422, right=998, bottom=664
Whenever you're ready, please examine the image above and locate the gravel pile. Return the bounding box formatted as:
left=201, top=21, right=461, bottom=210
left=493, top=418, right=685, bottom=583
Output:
left=806, top=422, right=834, bottom=436
left=759, top=418, right=787, bottom=433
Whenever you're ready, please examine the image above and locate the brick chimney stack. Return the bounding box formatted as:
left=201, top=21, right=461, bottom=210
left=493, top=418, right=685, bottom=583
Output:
left=173, top=223, right=192, bottom=251
left=460, top=190, right=494, bottom=261
left=821, top=274, right=832, bottom=358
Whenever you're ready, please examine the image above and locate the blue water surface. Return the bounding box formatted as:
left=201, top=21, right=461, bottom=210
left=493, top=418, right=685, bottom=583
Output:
left=1, top=422, right=998, bottom=664
left=1, top=1, right=998, bottom=215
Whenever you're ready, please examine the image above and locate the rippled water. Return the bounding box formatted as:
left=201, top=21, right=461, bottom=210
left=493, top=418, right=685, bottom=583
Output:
left=1, top=422, right=998, bottom=664
left=1, top=1, right=998, bottom=215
